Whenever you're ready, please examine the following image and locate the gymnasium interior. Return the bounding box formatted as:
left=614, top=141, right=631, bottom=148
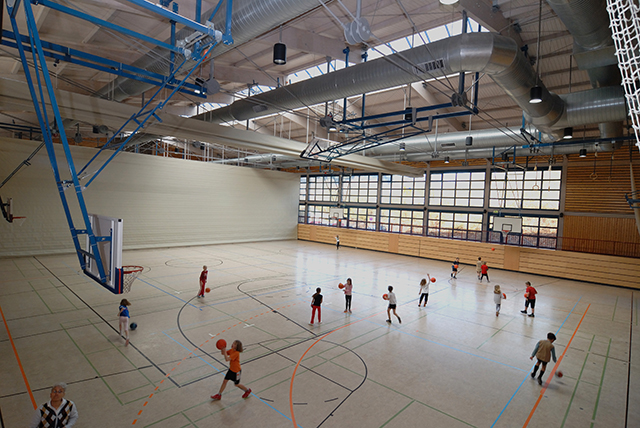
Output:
left=1, top=1, right=639, bottom=427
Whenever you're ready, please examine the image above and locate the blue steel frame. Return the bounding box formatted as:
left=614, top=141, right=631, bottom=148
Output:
left=4, top=0, right=230, bottom=290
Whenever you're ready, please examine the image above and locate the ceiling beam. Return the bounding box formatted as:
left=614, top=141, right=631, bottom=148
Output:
left=0, top=79, right=423, bottom=176
left=458, top=0, right=525, bottom=47
left=212, top=64, right=286, bottom=87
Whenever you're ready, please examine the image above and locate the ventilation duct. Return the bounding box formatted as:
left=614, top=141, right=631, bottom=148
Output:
left=197, top=32, right=623, bottom=136
left=546, top=0, right=623, bottom=138
left=96, top=0, right=327, bottom=101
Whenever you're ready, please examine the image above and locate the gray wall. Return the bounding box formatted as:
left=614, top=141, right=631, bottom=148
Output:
left=0, top=138, right=299, bottom=257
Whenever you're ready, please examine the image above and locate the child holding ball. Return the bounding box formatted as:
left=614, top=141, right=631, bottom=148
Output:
left=211, top=340, right=251, bottom=400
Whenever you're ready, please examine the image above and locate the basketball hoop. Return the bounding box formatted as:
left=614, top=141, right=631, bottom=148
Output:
left=121, top=266, right=143, bottom=293
left=12, top=216, right=26, bottom=226
left=501, top=229, right=510, bottom=243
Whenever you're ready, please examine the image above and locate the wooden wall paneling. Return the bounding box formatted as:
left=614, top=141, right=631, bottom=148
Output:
left=298, top=225, right=640, bottom=289
left=564, top=149, right=640, bottom=214
left=562, top=216, right=640, bottom=244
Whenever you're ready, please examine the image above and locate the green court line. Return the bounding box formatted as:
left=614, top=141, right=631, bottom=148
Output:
left=561, top=335, right=595, bottom=428
left=61, top=325, right=124, bottom=405
left=90, top=322, right=159, bottom=398
left=366, top=377, right=477, bottom=428
left=612, top=296, right=618, bottom=321
left=54, top=282, right=83, bottom=310
left=379, top=400, right=414, bottom=427
left=476, top=317, right=515, bottom=349
left=30, top=285, right=54, bottom=314
left=590, top=338, right=612, bottom=427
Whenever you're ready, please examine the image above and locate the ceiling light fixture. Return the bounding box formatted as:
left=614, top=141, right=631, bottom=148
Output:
left=439, top=0, right=459, bottom=5
left=579, top=148, right=587, bottom=157
left=399, top=142, right=406, bottom=152
left=444, top=156, right=450, bottom=163
left=530, top=0, right=544, bottom=104
left=273, top=26, right=286, bottom=65
left=563, top=127, right=573, bottom=139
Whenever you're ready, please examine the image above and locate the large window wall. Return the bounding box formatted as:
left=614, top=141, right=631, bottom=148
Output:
left=299, top=167, right=563, bottom=246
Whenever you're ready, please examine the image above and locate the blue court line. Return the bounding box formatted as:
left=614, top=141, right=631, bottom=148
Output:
left=489, top=296, right=583, bottom=427
left=136, top=277, right=202, bottom=310
left=162, top=331, right=222, bottom=372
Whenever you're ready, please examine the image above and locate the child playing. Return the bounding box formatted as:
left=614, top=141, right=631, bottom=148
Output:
left=530, top=333, right=557, bottom=385
left=197, top=265, right=208, bottom=298
left=480, top=262, right=490, bottom=282
left=451, top=258, right=459, bottom=279
left=343, top=278, right=353, bottom=313
left=418, top=276, right=430, bottom=307
left=521, top=281, right=538, bottom=317
left=386, top=285, right=402, bottom=324
left=310, top=287, right=323, bottom=325
left=335, top=235, right=340, bottom=250
left=118, top=299, right=131, bottom=346
left=211, top=340, right=252, bottom=400
left=476, top=257, right=482, bottom=280
left=493, top=285, right=504, bottom=316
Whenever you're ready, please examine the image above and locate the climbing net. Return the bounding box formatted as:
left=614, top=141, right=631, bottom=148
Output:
left=606, top=0, right=640, bottom=151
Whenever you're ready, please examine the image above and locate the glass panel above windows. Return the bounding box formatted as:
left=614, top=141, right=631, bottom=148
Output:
left=429, top=170, right=486, bottom=207
left=489, top=168, right=561, bottom=211
left=380, top=174, right=426, bottom=205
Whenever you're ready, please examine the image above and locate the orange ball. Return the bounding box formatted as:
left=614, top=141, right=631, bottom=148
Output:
left=491, top=248, right=495, bottom=251
left=338, top=283, right=344, bottom=289
left=205, top=287, right=211, bottom=293
left=430, top=277, right=436, bottom=282
left=216, top=339, right=227, bottom=350
left=382, top=293, right=389, bottom=300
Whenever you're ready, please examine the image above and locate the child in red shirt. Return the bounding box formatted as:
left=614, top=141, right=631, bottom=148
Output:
left=197, top=265, right=208, bottom=298
left=480, top=262, right=490, bottom=283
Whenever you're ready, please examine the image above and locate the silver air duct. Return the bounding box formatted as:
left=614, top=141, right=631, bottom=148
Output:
left=96, top=0, right=326, bottom=101
left=198, top=32, right=624, bottom=135
left=546, top=0, right=622, bottom=138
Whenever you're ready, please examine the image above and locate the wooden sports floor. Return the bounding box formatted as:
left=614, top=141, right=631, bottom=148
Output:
left=1, top=240, right=638, bottom=427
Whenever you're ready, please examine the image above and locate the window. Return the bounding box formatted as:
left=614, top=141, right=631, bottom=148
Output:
left=299, top=176, right=307, bottom=201
left=298, top=205, right=306, bottom=223
left=490, top=169, right=561, bottom=210
left=342, top=175, right=378, bottom=204
left=380, top=174, right=426, bottom=205
left=347, top=207, right=377, bottom=230
left=307, top=205, right=332, bottom=226
left=427, top=211, right=483, bottom=241
left=308, top=175, right=340, bottom=202
left=380, top=209, right=423, bottom=234
left=429, top=171, right=485, bottom=207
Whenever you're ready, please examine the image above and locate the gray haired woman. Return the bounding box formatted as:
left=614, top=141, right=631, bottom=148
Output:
left=29, top=382, right=78, bottom=428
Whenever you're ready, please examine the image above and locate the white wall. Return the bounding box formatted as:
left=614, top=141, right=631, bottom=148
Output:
left=0, top=138, right=299, bottom=257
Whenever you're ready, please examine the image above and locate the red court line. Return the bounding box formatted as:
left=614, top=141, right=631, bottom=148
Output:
left=0, top=303, right=37, bottom=409
left=522, top=303, right=591, bottom=428
left=288, top=307, right=391, bottom=427
left=131, top=302, right=301, bottom=425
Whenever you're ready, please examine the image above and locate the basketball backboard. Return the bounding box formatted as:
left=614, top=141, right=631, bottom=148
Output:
left=83, top=214, right=124, bottom=294
left=492, top=216, right=522, bottom=234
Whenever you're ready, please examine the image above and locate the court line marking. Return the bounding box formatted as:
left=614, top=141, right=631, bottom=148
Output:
left=490, top=297, right=583, bottom=427
left=0, top=303, right=37, bottom=409
left=522, top=303, right=591, bottom=427
left=131, top=302, right=300, bottom=426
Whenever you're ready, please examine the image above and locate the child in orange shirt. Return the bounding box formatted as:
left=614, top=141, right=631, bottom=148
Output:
left=211, top=340, right=251, bottom=400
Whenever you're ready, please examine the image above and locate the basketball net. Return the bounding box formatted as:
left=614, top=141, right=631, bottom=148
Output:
left=121, top=266, right=143, bottom=293
left=501, top=229, right=510, bottom=243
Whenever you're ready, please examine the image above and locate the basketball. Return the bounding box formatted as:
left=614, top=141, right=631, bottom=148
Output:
left=382, top=293, right=389, bottom=300
left=338, top=283, right=344, bottom=289
left=130, top=322, right=137, bottom=331
left=205, top=287, right=211, bottom=293
left=216, top=339, right=227, bottom=350
left=430, top=277, right=436, bottom=282
left=556, top=370, right=564, bottom=378
left=491, top=248, right=495, bottom=251
left=454, top=264, right=459, bottom=269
